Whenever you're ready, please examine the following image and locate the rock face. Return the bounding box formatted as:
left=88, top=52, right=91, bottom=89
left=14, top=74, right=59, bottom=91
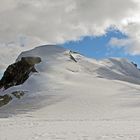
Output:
left=0, top=94, right=12, bottom=107
left=69, top=51, right=77, bottom=63
left=0, top=57, right=41, bottom=90
left=131, top=62, right=138, bottom=68
left=0, top=91, right=25, bottom=107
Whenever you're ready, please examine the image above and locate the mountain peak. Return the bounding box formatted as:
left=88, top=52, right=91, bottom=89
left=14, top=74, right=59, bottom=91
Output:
left=0, top=45, right=140, bottom=108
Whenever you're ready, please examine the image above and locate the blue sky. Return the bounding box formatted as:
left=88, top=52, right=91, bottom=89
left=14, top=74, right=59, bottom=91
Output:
left=62, top=29, right=140, bottom=67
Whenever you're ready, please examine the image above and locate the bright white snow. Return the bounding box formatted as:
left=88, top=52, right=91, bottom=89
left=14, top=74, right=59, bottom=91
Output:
left=0, top=45, right=140, bottom=139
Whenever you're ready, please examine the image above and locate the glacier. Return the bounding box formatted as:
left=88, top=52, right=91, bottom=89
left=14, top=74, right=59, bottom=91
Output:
left=0, top=45, right=140, bottom=139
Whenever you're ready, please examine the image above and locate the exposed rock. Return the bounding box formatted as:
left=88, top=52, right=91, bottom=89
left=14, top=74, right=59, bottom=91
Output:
left=21, top=57, right=41, bottom=65
left=0, top=91, right=25, bottom=107
left=0, top=57, right=41, bottom=90
left=69, top=50, right=78, bottom=54
left=11, top=91, right=25, bottom=99
left=0, top=95, right=12, bottom=107
left=69, top=51, right=77, bottom=63
left=131, top=62, right=138, bottom=68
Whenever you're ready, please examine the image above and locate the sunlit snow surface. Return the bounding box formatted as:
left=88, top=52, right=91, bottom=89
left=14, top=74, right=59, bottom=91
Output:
left=1, top=45, right=140, bottom=139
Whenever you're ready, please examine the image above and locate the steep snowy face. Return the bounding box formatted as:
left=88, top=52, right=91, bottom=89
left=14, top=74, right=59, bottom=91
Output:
left=97, top=58, right=140, bottom=85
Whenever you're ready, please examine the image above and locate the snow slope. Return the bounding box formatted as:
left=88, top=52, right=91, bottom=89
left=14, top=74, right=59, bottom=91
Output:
left=1, top=45, right=140, bottom=139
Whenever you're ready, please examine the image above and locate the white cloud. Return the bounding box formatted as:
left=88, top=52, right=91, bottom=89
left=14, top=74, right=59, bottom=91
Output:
left=0, top=0, right=138, bottom=43
left=108, top=36, right=140, bottom=55
left=108, top=38, right=132, bottom=48
left=0, top=0, right=140, bottom=68
left=109, top=22, right=140, bottom=55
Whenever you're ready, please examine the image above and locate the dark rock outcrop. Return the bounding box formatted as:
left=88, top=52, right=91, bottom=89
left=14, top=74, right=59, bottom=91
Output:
left=0, top=91, right=25, bottom=107
left=131, top=62, right=138, bottom=68
left=0, top=57, right=41, bottom=90
left=69, top=51, right=77, bottom=63
left=11, top=91, right=25, bottom=99
left=0, top=94, right=12, bottom=107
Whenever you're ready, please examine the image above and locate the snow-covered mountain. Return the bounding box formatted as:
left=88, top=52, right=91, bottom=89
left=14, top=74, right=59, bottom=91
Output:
left=1, top=45, right=140, bottom=139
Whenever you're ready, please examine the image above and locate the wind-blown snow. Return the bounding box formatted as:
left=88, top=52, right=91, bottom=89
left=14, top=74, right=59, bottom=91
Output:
left=1, top=45, right=140, bottom=139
